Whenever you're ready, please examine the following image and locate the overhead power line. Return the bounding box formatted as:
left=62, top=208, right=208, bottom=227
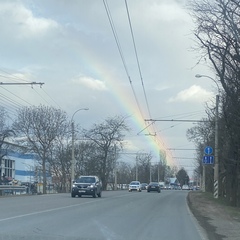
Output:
left=168, top=148, right=196, bottom=151
left=145, top=119, right=209, bottom=123
left=0, top=82, right=44, bottom=86
left=103, top=0, right=145, bottom=123
left=124, top=0, right=152, bottom=119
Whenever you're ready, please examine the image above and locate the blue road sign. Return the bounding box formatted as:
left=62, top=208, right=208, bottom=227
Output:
left=204, top=146, right=213, bottom=155
left=202, top=155, right=214, bottom=164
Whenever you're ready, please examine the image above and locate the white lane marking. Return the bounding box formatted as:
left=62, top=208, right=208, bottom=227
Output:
left=0, top=193, right=131, bottom=222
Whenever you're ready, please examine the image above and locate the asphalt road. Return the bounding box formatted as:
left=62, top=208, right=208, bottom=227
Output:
left=0, top=190, right=206, bottom=240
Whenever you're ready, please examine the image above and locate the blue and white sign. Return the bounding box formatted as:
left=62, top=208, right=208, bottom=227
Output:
left=202, top=155, right=214, bottom=164
left=204, top=146, right=213, bottom=155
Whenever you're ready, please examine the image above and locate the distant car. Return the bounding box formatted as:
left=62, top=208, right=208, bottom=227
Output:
left=165, top=185, right=172, bottom=190
left=141, top=183, right=148, bottom=190
left=182, top=185, right=190, bottom=190
left=129, top=181, right=142, bottom=192
left=71, top=176, right=102, bottom=198
left=147, top=182, right=161, bottom=193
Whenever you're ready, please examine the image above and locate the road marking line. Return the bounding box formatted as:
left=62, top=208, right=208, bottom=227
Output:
left=0, top=193, right=131, bottom=222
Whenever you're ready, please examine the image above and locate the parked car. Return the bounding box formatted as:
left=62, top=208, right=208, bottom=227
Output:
left=147, top=182, right=161, bottom=193
left=128, top=181, right=142, bottom=192
left=71, top=176, right=102, bottom=198
left=141, top=183, right=148, bottom=190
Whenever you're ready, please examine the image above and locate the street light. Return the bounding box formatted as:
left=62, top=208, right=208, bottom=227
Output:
left=71, top=108, right=89, bottom=184
left=195, top=74, right=221, bottom=93
left=195, top=74, right=219, bottom=198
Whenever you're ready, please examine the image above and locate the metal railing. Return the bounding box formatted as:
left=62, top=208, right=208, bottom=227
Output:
left=0, top=185, right=27, bottom=196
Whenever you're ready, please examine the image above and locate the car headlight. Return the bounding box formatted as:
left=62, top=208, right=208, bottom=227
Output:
left=89, top=184, right=95, bottom=188
left=72, top=184, right=76, bottom=187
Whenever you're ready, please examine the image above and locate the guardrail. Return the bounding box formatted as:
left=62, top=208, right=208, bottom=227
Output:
left=0, top=185, right=27, bottom=196
left=0, top=185, right=27, bottom=190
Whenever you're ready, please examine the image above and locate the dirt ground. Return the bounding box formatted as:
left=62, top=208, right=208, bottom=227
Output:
left=187, top=191, right=240, bottom=240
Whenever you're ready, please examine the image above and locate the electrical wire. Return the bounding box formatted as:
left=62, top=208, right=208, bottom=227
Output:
left=0, top=86, right=32, bottom=106
left=0, top=65, right=64, bottom=114
left=103, top=0, right=145, bottom=122
left=40, top=88, right=63, bottom=110
left=124, top=0, right=152, bottom=120
left=0, top=68, right=31, bottom=83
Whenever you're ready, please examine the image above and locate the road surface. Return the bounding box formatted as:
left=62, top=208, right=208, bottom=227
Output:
left=0, top=190, right=206, bottom=240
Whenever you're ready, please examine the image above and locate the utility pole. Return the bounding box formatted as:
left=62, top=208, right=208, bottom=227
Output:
left=202, top=165, right=206, bottom=192
left=135, top=156, right=138, bottom=181
left=149, top=162, right=152, bottom=183
left=214, top=95, right=219, bottom=198
left=114, top=144, right=117, bottom=191
left=71, top=121, right=75, bottom=183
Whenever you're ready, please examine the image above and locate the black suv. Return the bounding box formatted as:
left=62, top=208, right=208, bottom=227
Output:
left=71, top=176, right=102, bottom=198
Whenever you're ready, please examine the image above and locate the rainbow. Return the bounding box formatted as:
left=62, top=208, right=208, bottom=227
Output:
left=72, top=43, right=177, bottom=167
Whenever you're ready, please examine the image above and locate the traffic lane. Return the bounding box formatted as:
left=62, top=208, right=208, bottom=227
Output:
left=0, top=193, right=101, bottom=219
left=0, top=191, right=129, bottom=219
left=0, top=191, right=205, bottom=240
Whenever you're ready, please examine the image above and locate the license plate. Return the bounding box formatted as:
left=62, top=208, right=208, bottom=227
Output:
left=79, top=190, right=85, bottom=193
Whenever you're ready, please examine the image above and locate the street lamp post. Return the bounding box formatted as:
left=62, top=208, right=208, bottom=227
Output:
left=71, top=108, right=89, bottom=184
left=195, top=74, right=219, bottom=198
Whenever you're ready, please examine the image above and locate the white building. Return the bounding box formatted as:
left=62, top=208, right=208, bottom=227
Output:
left=1, top=150, right=37, bottom=183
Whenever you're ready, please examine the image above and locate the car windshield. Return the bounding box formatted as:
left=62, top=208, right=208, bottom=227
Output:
left=130, top=182, right=139, bottom=185
left=76, top=177, right=96, bottom=183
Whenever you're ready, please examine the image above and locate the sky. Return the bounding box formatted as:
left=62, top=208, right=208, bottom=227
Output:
left=0, top=0, right=217, bottom=178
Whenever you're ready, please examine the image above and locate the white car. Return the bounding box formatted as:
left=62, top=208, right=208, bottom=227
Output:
left=182, top=185, right=190, bottom=190
left=128, top=181, right=142, bottom=192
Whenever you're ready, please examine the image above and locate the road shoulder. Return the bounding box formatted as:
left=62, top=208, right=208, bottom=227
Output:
left=187, top=191, right=240, bottom=240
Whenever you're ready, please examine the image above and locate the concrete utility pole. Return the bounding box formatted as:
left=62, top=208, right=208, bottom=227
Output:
left=195, top=74, right=220, bottom=198
left=149, top=162, right=152, bottom=183
left=114, top=144, right=117, bottom=191
left=214, top=95, right=219, bottom=198
left=202, top=165, right=206, bottom=192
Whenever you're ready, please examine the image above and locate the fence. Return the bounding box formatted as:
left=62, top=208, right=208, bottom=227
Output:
left=0, top=185, right=27, bottom=196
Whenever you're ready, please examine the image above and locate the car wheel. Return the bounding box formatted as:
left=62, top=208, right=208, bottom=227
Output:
left=92, top=191, right=97, bottom=198
left=129, top=190, right=131, bottom=192
left=97, top=191, right=102, bottom=198
left=147, top=190, right=150, bottom=192
left=71, top=193, right=76, bottom=198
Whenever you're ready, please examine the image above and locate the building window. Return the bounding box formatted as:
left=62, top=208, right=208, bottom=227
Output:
left=3, top=158, right=15, bottom=179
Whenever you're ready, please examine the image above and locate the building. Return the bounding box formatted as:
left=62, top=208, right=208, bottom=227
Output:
left=1, top=150, right=37, bottom=183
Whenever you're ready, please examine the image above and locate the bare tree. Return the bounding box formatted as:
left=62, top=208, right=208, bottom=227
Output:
left=13, top=105, right=68, bottom=194
left=48, top=133, right=72, bottom=193
left=188, top=0, right=240, bottom=205
left=135, top=152, right=152, bottom=183
left=83, top=115, right=130, bottom=190
left=116, top=161, right=132, bottom=188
